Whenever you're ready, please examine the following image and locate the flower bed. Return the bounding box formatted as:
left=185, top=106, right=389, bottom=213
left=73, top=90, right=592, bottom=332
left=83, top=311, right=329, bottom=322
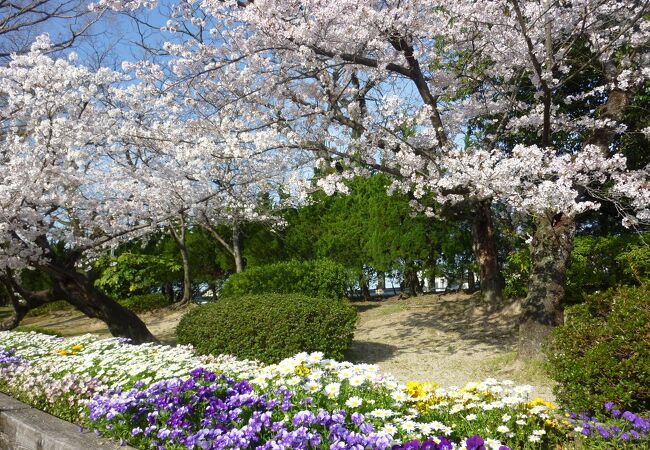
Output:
left=0, top=331, right=647, bottom=449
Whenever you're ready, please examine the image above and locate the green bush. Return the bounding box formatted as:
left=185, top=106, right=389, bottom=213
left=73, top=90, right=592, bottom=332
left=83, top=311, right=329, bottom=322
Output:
left=119, top=293, right=168, bottom=313
left=221, top=259, right=354, bottom=299
left=544, top=284, right=650, bottom=414
left=176, top=293, right=357, bottom=363
left=502, top=249, right=530, bottom=298
left=565, top=234, right=649, bottom=303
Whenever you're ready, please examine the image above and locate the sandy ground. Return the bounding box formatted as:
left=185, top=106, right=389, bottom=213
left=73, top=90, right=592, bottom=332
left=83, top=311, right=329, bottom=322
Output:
left=11, top=292, right=555, bottom=399
left=346, top=293, right=554, bottom=400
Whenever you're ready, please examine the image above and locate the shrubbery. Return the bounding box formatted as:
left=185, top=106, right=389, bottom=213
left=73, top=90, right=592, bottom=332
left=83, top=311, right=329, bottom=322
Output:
left=565, top=234, right=649, bottom=302
left=544, top=284, right=650, bottom=414
left=221, top=259, right=354, bottom=299
left=176, top=293, right=357, bottom=363
left=118, top=293, right=168, bottom=313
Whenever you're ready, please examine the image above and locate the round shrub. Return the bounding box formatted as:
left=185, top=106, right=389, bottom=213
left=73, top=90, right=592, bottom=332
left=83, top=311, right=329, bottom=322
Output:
left=176, top=293, right=357, bottom=363
left=544, top=284, right=650, bottom=414
left=221, top=259, right=354, bottom=299
left=119, top=293, right=168, bottom=313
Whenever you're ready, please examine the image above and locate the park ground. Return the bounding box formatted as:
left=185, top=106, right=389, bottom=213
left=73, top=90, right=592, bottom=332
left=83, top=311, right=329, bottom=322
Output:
left=0, top=293, right=554, bottom=400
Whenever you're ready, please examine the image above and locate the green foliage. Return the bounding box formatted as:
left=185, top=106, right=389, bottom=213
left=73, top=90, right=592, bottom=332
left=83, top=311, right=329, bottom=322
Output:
left=502, top=249, right=530, bottom=298
left=544, top=285, right=650, bottom=414
left=617, top=243, right=650, bottom=285
left=118, top=294, right=168, bottom=313
left=565, top=234, right=649, bottom=302
left=176, top=293, right=357, bottom=363
left=221, top=259, right=354, bottom=299
left=95, top=252, right=182, bottom=299
left=283, top=174, right=455, bottom=291
left=13, top=325, right=63, bottom=336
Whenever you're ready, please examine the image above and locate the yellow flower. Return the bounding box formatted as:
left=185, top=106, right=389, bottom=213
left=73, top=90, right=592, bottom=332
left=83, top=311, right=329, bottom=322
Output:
left=71, top=344, right=84, bottom=351
left=528, top=397, right=556, bottom=410
left=545, top=418, right=559, bottom=428
left=294, top=363, right=311, bottom=377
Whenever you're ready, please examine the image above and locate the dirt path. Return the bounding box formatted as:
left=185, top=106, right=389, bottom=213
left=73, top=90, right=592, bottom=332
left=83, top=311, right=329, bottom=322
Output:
left=13, top=292, right=555, bottom=399
left=346, top=293, right=554, bottom=400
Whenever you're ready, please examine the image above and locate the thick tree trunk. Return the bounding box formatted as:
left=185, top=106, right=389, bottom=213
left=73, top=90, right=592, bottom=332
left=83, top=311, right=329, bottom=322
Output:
left=359, top=276, right=371, bottom=300
left=402, top=269, right=421, bottom=297
left=0, top=272, right=53, bottom=331
left=473, top=200, right=504, bottom=304
left=43, top=265, right=158, bottom=344
left=164, top=283, right=174, bottom=304
left=518, top=213, right=575, bottom=356
left=468, top=271, right=476, bottom=292
left=232, top=221, right=244, bottom=273
left=377, top=271, right=386, bottom=291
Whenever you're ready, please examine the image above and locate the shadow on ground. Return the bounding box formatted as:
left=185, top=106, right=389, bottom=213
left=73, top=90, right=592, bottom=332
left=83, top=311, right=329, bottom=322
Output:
left=346, top=341, right=398, bottom=364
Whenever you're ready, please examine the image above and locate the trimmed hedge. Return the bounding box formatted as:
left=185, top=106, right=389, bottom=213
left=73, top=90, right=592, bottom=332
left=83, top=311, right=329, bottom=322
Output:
left=221, top=259, right=354, bottom=299
left=119, top=293, right=168, bottom=313
left=176, top=293, right=357, bottom=363
left=544, top=284, right=650, bottom=414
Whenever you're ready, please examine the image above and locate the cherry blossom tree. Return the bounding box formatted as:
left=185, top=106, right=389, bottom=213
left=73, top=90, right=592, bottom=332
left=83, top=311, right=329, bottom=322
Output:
left=99, top=0, right=649, bottom=352
left=0, top=35, right=293, bottom=339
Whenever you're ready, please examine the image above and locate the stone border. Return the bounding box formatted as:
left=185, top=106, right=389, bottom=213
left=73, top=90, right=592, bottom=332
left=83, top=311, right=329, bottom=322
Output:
left=0, top=392, right=136, bottom=450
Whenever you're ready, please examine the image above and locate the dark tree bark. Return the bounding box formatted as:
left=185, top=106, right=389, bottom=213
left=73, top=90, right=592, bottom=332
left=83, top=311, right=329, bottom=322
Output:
left=517, top=78, right=632, bottom=356
left=359, top=275, right=371, bottom=300
left=377, top=271, right=386, bottom=291
left=473, top=200, right=504, bottom=304
left=518, top=213, right=575, bottom=356
left=401, top=268, right=421, bottom=297
left=164, top=282, right=174, bottom=304
left=0, top=272, right=52, bottom=331
left=44, top=264, right=158, bottom=344
left=467, top=270, right=477, bottom=292
left=2, top=233, right=158, bottom=343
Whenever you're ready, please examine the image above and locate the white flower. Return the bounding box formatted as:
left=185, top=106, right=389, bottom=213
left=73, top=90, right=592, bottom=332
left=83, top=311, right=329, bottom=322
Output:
left=465, top=414, right=477, bottom=421
left=307, top=352, right=323, bottom=364
left=370, top=409, right=394, bottom=419
left=391, top=391, right=407, bottom=403
left=349, top=375, right=365, bottom=387
left=345, top=396, right=363, bottom=408
left=497, top=425, right=510, bottom=433
left=306, top=381, right=320, bottom=392
left=324, top=382, right=340, bottom=399
left=528, top=435, right=541, bottom=442
left=401, top=420, right=417, bottom=432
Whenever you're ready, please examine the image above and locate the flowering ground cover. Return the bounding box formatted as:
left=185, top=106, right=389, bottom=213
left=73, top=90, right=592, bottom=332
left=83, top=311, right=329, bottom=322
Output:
left=0, top=331, right=647, bottom=449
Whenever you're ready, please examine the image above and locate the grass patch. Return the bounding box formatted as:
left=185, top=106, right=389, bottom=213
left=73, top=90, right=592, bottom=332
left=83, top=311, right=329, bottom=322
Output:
left=14, top=325, right=64, bottom=336
left=0, top=306, right=13, bottom=320
left=25, top=300, right=73, bottom=317
left=481, top=352, right=552, bottom=387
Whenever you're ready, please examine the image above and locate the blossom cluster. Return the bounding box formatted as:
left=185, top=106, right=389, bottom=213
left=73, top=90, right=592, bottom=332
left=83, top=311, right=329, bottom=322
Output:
left=1, top=331, right=648, bottom=449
